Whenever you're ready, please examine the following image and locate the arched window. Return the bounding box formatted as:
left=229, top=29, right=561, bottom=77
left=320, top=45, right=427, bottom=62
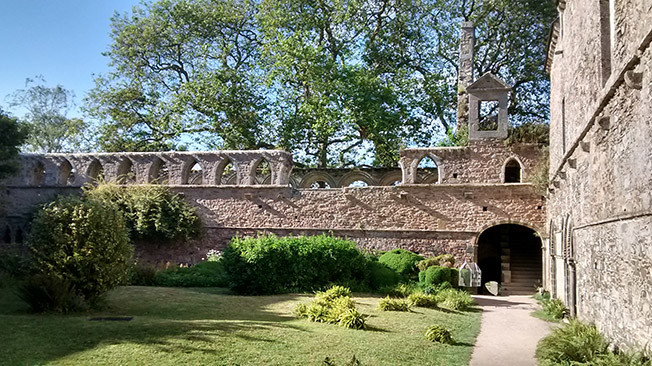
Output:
left=348, top=180, right=368, bottom=188
left=504, top=159, right=522, bottom=183
left=216, top=158, right=236, bottom=185
left=417, top=155, right=439, bottom=184
left=310, top=181, right=331, bottom=189
left=58, top=159, right=75, bottom=185
left=149, top=158, right=169, bottom=184
left=31, top=161, right=46, bottom=186
left=183, top=160, right=203, bottom=185
left=87, top=159, right=104, bottom=182
left=117, top=158, right=136, bottom=184
left=253, top=158, right=271, bottom=185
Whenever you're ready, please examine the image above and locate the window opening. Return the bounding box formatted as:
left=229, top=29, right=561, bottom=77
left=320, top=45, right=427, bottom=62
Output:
left=504, top=159, right=522, bottom=183
left=478, top=100, right=499, bottom=131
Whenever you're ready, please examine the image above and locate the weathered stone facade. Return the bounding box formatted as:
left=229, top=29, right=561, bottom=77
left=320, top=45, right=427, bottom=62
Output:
left=546, top=0, right=652, bottom=352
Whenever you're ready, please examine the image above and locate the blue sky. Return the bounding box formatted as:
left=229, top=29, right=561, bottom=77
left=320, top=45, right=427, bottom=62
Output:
left=0, top=0, right=140, bottom=118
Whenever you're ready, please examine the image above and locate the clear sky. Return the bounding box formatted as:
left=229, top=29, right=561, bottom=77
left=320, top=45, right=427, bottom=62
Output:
left=0, top=0, right=140, bottom=118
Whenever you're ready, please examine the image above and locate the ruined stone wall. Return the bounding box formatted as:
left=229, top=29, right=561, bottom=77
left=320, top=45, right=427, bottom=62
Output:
left=1, top=143, right=545, bottom=267
left=547, top=0, right=652, bottom=352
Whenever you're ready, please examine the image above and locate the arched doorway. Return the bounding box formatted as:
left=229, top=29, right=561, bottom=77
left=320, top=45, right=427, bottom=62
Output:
left=476, top=224, right=542, bottom=295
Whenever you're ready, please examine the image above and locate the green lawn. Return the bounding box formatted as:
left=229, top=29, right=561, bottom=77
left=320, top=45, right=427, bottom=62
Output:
left=0, top=286, right=481, bottom=365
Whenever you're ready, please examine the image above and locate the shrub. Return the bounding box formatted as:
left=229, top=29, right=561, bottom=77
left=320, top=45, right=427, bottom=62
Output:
left=416, top=254, right=456, bottom=272
left=419, top=266, right=459, bottom=287
left=27, top=196, right=133, bottom=304
left=128, top=263, right=159, bottom=286
left=536, top=320, right=609, bottom=365
left=17, top=274, right=86, bottom=313
left=408, top=293, right=438, bottom=308
left=85, top=182, right=201, bottom=242
left=295, top=286, right=366, bottom=330
left=365, top=260, right=400, bottom=289
left=0, top=252, right=31, bottom=278
left=542, top=298, right=567, bottom=320
left=505, top=121, right=550, bottom=145
left=425, top=325, right=454, bottom=344
left=378, top=249, right=423, bottom=278
left=377, top=296, right=411, bottom=312
left=223, top=235, right=368, bottom=295
left=435, top=289, right=475, bottom=311
left=379, top=283, right=419, bottom=298
left=155, top=260, right=227, bottom=287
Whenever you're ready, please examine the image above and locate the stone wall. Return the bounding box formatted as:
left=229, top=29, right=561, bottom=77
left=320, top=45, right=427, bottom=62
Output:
left=1, top=143, right=545, bottom=267
left=546, top=0, right=652, bottom=353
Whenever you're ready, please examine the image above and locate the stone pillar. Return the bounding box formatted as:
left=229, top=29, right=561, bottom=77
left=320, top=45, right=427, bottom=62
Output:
left=457, top=21, right=475, bottom=133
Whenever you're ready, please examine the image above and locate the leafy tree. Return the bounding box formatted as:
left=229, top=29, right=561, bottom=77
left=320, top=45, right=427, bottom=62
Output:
left=0, top=109, right=29, bottom=180
left=85, top=0, right=266, bottom=152
left=8, top=76, right=88, bottom=153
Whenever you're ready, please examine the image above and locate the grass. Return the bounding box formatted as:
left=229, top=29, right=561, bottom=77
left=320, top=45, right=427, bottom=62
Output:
left=0, top=285, right=481, bottom=365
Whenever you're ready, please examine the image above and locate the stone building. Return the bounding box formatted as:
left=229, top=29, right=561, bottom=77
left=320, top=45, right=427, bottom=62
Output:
left=545, top=0, right=652, bottom=352
left=1, top=24, right=546, bottom=295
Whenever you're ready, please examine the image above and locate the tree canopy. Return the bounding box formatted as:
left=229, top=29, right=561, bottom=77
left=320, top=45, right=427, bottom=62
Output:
left=86, top=0, right=555, bottom=167
left=0, top=109, right=29, bottom=181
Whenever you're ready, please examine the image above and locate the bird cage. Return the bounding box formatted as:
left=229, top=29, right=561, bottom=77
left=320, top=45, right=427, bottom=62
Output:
left=458, top=261, right=482, bottom=287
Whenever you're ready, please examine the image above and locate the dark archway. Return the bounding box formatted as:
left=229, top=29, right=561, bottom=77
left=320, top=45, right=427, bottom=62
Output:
left=476, top=224, right=542, bottom=295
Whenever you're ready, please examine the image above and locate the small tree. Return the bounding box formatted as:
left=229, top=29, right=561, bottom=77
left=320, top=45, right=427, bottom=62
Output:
left=28, top=196, right=133, bottom=303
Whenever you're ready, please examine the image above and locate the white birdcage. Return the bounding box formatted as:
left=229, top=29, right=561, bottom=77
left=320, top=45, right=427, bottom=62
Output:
left=458, top=261, right=482, bottom=287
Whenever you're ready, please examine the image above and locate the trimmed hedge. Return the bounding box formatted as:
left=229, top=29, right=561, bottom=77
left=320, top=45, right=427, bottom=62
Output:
left=222, top=235, right=369, bottom=295
left=419, top=266, right=459, bottom=287
left=378, top=249, right=423, bottom=278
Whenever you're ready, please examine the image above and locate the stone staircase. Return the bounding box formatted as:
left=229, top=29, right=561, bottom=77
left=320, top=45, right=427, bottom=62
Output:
left=505, top=245, right=542, bottom=295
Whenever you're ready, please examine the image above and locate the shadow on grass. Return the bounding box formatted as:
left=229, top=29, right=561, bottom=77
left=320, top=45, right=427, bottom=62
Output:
left=0, top=285, right=310, bottom=365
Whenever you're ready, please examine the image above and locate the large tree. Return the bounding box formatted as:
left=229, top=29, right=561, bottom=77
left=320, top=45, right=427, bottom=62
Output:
left=85, top=0, right=266, bottom=152
left=0, top=109, right=29, bottom=181
left=8, top=76, right=88, bottom=153
left=87, top=0, right=555, bottom=165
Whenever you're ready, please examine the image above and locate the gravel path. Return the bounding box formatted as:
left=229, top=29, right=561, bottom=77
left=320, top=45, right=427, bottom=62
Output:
left=469, top=295, right=552, bottom=366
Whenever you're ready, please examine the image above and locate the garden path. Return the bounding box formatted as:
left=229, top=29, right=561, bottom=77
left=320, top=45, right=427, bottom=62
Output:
left=469, top=295, right=552, bottom=366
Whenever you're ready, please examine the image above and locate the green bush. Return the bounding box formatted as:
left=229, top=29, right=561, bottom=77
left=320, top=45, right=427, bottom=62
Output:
left=505, top=121, right=550, bottom=145
left=425, top=325, right=454, bottom=344
left=295, top=286, right=366, bottom=330
left=17, top=274, right=87, bottom=313
left=422, top=282, right=453, bottom=295
left=408, top=293, right=438, bottom=308
left=419, top=266, right=459, bottom=287
left=85, top=183, right=201, bottom=242
left=536, top=320, right=609, bottom=365
left=223, top=235, right=368, bottom=295
left=155, top=260, right=228, bottom=287
left=365, top=260, right=400, bottom=289
left=379, top=283, right=419, bottom=298
left=128, top=263, right=159, bottom=286
left=378, top=249, right=423, bottom=279
left=435, top=289, right=475, bottom=311
left=0, top=252, right=31, bottom=278
left=27, top=196, right=133, bottom=304
left=542, top=298, right=567, bottom=320
left=377, top=296, right=411, bottom=312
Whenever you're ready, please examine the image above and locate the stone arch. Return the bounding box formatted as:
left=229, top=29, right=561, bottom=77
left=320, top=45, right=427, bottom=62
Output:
left=339, top=171, right=376, bottom=187
left=149, top=157, right=170, bottom=184
left=502, top=156, right=523, bottom=183
left=31, top=160, right=46, bottom=186
left=299, top=171, right=337, bottom=189
left=475, top=222, right=543, bottom=295
left=251, top=157, right=272, bottom=185
left=86, top=159, right=104, bottom=182
left=379, top=171, right=402, bottom=186
left=58, top=158, right=75, bottom=185
left=215, top=157, right=237, bottom=185
left=182, top=158, right=203, bottom=185
left=116, top=158, right=136, bottom=184
left=414, top=154, right=442, bottom=184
